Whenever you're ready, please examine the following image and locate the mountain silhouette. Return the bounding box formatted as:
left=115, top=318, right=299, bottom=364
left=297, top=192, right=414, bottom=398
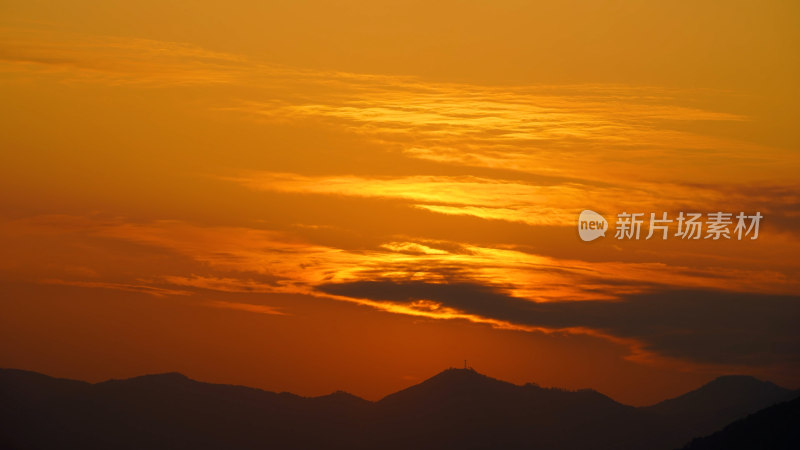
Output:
left=1, top=367, right=796, bottom=450
left=375, top=368, right=648, bottom=449
left=680, top=396, right=800, bottom=450
left=643, top=375, right=794, bottom=441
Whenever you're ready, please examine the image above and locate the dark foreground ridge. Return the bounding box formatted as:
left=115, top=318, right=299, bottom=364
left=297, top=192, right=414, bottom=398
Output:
left=1, top=367, right=797, bottom=450
left=681, top=395, right=800, bottom=450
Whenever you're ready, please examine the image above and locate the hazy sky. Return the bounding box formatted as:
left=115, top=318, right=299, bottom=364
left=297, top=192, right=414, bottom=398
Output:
left=1, top=0, right=798, bottom=405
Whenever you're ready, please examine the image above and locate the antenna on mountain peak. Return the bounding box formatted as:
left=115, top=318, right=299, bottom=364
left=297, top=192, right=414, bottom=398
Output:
left=464, top=360, right=467, bottom=369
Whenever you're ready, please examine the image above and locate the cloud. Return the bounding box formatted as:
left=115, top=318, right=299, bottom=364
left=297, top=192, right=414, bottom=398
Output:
left=6, top=25, right=792, bottom=188
left=7, top=215, right=796, bottom=304
left=227, top=172, right=610, bottom=226
left=162, top=275, right=280, bottom=293
left=226, top=171, right=774, bottom=229
left=40, top=278, right=191, bottom=297
left=5, top=212, right=799, bottom=369
left=226, top=83, right=796, bottom=188
left=203, top=300, right=288, bottom=316
left=4, top=25, right=797, bottom=232
left=318, top=280, right=800, bottom=367
left=89, top=219, right=799, bottom=300
left=0, top=27, right=253, bottom=86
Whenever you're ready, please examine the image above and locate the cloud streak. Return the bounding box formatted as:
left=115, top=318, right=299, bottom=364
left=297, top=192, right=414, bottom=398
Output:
left=226, top=171, right=800, bottom=232
left=319, top=280, right=800, bottom=367
left=204, top=300, right=288, bottom=316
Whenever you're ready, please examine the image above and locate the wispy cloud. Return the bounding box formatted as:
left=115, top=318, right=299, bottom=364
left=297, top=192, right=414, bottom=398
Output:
left=40, top=278, right=191, bottom=297
left=11, top=216, right=796, bottom=304
left=4, top=26, right=794, bottom=188
left=204, top=300, right=288, bottom=316
left=225, top=84, right=796, bottom=187
left=225, top=171, right=800, bottom=235
left=162, top=275, right=280, bottom=294
left=0, top=27, right=254, bottom=86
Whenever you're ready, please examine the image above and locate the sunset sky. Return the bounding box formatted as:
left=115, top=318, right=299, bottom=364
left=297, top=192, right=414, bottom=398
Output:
left=1, top=0, right=799, bottom=405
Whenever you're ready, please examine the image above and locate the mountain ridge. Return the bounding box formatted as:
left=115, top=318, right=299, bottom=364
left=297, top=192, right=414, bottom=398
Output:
left=6, top=367, right=788, bottom=405
left=1, top=367, right=797, bottom=450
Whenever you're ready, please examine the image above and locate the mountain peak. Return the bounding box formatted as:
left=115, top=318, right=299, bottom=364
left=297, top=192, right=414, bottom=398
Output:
left=693, top=374, right=786, bottom=397
left=646, top=374, right=791, bottom=417
left=315, top=390, right=366, bottom=401
left=129, top=372, right=190, bottom=381
left=431, top=366, right=484, bottom=379
left=378, top=367, right=515, bottom=405
left=309, top=390, right=372, bottom=408
left=419, top=367, right=510, bottom=389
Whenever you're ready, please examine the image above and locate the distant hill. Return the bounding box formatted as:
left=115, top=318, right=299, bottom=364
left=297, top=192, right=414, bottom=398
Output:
left=680, top=396, right=800, bottom=450
left=1, top=367, right=796, bottom=450
left=643, top=375, right=795, bottom=442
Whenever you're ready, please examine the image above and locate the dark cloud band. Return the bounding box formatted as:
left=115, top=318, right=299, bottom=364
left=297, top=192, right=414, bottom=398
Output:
left=318, top=280, right=800, bottom=367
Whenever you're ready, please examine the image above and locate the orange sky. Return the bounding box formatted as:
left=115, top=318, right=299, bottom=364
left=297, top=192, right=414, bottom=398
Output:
left=1, top=1, right=799, bottom=405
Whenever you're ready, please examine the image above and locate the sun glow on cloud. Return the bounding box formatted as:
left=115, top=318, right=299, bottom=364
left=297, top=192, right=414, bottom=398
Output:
left=226, top=171, right=793, bottom=229
left=9, top=216, right=797, bottom=304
